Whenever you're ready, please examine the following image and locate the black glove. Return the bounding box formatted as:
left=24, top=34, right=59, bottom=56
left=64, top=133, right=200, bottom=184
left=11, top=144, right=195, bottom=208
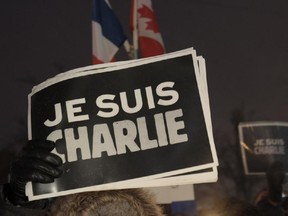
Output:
left=3, top=139, right=63, bottom=206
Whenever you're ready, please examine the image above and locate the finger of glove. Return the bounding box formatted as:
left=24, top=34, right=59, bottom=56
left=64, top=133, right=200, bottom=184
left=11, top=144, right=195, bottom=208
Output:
left=22, top=149, right=62, bottom=167
left=12, top=158, right=63, bottom=180
left=12, top=167, right=57, bottom=183
left=24, top=139, right=56, bottom=152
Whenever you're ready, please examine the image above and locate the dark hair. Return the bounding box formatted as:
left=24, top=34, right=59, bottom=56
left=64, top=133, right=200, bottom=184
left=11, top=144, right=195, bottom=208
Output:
left=47, top=189, right=164, bottom=216
left=213, top=197, right=262, bottom=216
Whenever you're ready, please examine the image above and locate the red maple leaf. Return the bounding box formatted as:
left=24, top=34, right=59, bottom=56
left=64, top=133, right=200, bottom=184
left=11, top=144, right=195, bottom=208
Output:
left=138, top=5, right=160, bottom=33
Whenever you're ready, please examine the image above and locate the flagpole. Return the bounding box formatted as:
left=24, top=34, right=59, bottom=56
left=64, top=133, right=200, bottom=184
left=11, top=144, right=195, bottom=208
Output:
left=123, top=40, right=131, bottom=57
left=132, top=0, right=138, bottom=59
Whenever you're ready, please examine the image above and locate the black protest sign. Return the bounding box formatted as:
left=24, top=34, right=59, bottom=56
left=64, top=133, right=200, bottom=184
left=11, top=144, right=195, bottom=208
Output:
left=239, top=122, right=288, bottom=175
left=28, top=51, right=216, bottom=200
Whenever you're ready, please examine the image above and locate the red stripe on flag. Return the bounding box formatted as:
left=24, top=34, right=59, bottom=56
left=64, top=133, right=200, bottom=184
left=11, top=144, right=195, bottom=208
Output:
left=92, top=55, right=117, bottom=65
left=139, top=36, right=165, bottom=58
left=92, top=55, right=104, bottom=64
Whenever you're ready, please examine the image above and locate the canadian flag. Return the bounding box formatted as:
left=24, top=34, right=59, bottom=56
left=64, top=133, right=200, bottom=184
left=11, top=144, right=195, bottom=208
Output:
left=131, top=0, right=165, bottom=58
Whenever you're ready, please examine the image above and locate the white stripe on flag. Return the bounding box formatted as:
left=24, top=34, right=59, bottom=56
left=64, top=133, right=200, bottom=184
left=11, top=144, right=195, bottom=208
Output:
left=92, top=21, right=119, bottom=63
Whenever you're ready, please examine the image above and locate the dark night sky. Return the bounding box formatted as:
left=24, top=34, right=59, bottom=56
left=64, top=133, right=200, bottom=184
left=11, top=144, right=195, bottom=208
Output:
left=1, top=0, right=288, bottom=203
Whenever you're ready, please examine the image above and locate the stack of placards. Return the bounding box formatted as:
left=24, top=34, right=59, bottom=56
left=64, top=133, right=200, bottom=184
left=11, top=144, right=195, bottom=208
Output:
left=27, top=48, right=218, bottom=201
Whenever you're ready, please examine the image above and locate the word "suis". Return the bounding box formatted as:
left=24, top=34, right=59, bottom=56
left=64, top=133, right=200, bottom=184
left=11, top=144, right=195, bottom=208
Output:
left=44, top=81, right=179, bottom=127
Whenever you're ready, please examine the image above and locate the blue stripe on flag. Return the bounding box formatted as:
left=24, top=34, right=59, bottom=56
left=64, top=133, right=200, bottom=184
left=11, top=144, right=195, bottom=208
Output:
left=92, top=0, right=126, bottom=47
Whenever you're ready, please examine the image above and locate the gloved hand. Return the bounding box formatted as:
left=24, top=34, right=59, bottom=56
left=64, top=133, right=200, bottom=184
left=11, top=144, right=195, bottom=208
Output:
left=3, top=139, right=63, bottom=206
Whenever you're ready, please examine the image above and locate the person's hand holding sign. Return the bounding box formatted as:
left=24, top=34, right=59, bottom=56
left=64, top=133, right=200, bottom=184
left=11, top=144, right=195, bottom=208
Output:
left=3, top=140, right=63, bottom=207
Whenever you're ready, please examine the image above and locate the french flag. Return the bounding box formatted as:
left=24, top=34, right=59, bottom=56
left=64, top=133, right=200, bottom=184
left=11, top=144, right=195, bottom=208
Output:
left=92, top=0, right=127, bottom=64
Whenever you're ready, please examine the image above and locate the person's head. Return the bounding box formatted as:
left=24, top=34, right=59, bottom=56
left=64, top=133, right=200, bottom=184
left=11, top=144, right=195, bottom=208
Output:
left=266, top=161, right=285, bottom=203
left=267, top=161, right=285, bottom=189
left=47, top=188, right=164, bottom=216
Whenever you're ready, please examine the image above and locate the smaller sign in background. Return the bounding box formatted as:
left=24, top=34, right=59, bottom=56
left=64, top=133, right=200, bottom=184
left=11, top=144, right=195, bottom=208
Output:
left=239, top=121, right=288, bottom=175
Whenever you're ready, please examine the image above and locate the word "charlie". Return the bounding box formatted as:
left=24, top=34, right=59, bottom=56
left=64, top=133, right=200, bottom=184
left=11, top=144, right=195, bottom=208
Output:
left=47, top=109, right=187, bottom=163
